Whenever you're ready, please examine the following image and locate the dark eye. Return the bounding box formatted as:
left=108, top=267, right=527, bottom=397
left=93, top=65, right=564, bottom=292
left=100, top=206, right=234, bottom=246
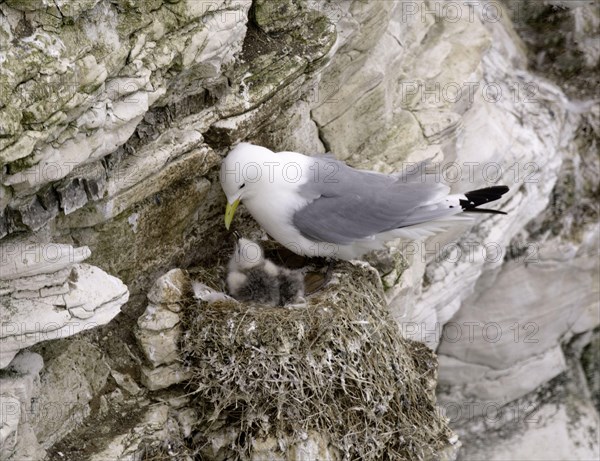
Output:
left=239, top=183, right=246, bottom=189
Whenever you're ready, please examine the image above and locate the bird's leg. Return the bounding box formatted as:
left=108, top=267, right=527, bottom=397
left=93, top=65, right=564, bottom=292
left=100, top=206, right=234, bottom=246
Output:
left=303, top=258, right=336, bottom=296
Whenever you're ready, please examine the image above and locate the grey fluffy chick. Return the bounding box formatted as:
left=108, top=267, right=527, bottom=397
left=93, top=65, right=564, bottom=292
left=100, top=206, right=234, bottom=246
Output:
left=277, top=268, right=305, bottom=306
left=227, top=238, right=304, bottom=306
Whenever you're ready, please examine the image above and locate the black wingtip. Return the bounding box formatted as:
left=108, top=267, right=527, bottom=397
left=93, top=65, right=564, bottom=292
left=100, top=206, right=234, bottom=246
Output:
left=460, top=186, right=509, bottom=214
left=464, top=207, right=508, bottom=215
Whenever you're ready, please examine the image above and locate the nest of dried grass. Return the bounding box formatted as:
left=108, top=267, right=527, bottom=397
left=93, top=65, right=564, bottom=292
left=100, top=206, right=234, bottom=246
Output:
left=180, top=261, right=454, bottom=460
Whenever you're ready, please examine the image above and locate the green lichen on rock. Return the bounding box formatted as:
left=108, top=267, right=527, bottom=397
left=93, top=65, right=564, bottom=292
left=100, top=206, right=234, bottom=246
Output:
left=506, top=1, right=599, bottom=99
left=526, top=111, right=599, bottom=242
left=581, top=328, right=600, bottom=413
left=253, top=0, right=307, bottom=34
left=0, top=106, right=24, bottom=139
left=251, top=0, right=336, bottom=61
left=228, top=52, right=307, bottom=110
left=5, top=153, right=38, bottom=174
left=113, top=0, right=163, bottom=39
left=366, top=247, right=409, bottom=290
left=30, top=339, right=111, bottom=446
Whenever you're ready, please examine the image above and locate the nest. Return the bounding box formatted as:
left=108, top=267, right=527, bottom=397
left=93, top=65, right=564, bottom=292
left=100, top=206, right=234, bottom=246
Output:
left=180, top=261, right=453, bottom=460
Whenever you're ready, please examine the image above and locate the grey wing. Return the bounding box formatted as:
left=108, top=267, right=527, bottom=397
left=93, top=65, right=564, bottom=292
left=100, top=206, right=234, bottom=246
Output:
left=293, top=158, right=453, bottom=244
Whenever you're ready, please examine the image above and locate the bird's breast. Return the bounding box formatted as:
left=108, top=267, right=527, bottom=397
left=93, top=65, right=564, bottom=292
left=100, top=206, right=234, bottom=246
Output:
left=243, top=190, right=315, bottom=254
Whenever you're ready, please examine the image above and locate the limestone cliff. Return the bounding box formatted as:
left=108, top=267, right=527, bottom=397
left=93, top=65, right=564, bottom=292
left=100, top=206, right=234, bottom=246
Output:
left=0, top=0, right=597, bottom=460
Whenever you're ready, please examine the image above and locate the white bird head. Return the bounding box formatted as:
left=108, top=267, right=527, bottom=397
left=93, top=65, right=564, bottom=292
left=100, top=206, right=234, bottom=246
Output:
left=220, top=143, right=295, bottom=230
left=229, top=237, right=266, bottom=271
left=221, top=143, right=308, bottom=229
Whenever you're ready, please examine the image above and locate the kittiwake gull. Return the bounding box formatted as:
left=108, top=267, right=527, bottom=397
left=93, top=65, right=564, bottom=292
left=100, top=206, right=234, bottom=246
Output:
left=220, top=143, right=509, bottom=260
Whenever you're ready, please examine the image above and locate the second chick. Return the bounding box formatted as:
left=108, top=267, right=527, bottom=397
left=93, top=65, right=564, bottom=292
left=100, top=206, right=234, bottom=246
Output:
left=227, top=238, right=304, bottom=307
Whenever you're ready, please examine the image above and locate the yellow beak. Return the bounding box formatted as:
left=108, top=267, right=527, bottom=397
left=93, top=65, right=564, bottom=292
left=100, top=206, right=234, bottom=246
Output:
left=224, top=199, right=240, bottom=230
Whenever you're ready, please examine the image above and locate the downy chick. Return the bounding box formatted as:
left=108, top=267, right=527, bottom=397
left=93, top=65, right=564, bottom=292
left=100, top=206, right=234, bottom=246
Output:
left=227, top=238, right=305, bottom=306
left=227, top=238, right=281, bottom=306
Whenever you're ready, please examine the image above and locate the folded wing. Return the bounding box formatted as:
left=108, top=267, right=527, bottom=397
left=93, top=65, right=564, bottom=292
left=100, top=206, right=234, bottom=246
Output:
left=293, top=158, right=456, bottom=245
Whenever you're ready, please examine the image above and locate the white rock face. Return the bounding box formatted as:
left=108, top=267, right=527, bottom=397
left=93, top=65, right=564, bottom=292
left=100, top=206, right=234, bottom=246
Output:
left=0, top=0, right=250, bottom=194
left=136, top=269, right=191, bottom=390
left=86, top=404, right=174, bottom=461
left=0, top=351, right=46, bottom=461
left=1, top=0, right=597, bottom=459
left=251, top=432, right=340, bottom=461
left=0, top=242, right=128, bottom=368
left=437, top=229, right=599, bottom=408
left=449, top=363, right=600, bottom=461
left=370, top=7, right=576, bottom=350
left=475, top=397, right=599, bottom=460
